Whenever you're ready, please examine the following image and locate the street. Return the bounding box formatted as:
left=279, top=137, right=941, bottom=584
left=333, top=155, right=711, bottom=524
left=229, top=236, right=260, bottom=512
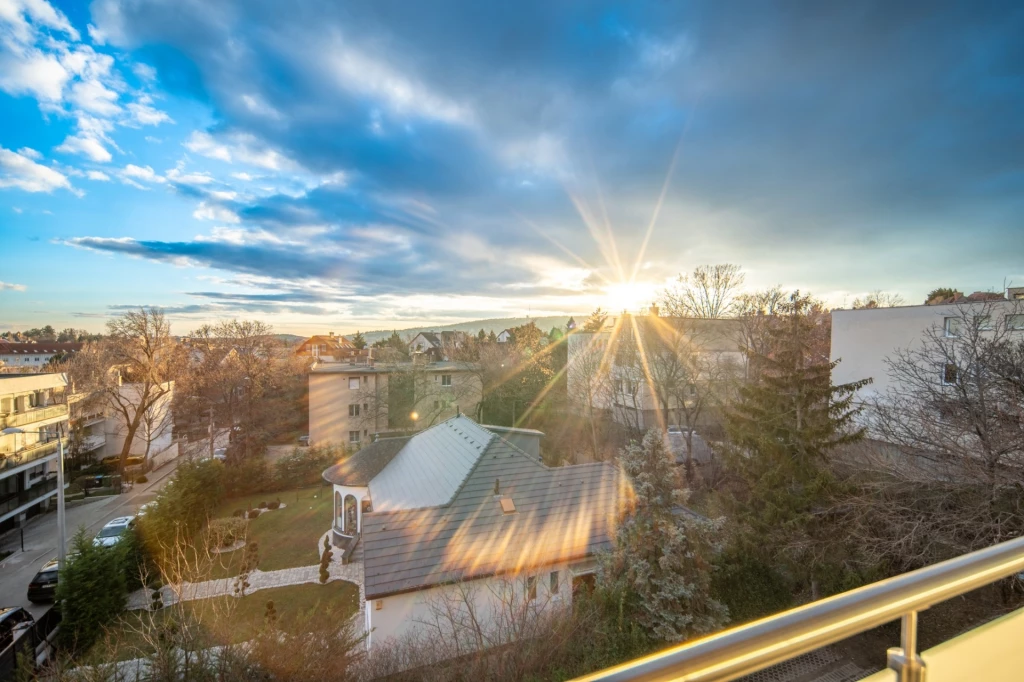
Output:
left=0, top=458, right=179, bottom=617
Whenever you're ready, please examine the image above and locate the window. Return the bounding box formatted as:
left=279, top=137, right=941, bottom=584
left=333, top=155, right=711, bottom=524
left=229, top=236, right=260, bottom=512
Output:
left=349, top=404, right=360, bottom=417
left=1007, top=314, right=1024, bottom=331
left=441, top=374, right=452, bottom=387
left=348, top=377, right=360, bottom=389
left=942, top=363, right=958, bottom=385
left=550, top=571, right=559, bottom=594
left=344, top=494, right=358, bottom=533
left=334, top=491, right=342, bottom=528
left=525, top=576, right=537, bottom=601
left=944, top=317, right=962, bottom=337
left=349, top=430, right=361, bottom=444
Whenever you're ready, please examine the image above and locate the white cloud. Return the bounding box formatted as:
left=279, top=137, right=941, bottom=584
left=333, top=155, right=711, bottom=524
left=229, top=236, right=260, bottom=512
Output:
left=86, top=170, right=110, bottom=181
left=0, top=47, right=70, bottom=102
left=16, top=146, right=41, bottom=159
left=0, top=146, right=73, bottom=192
left=127, top=100, right=172, bottom=126
left=67, top=77, right=120, bottom=115
left=0, top=281, right=28, bottom=291
left=0, top=0, right=79, bottom=42
left=144, top=136, right=162, bottom=144
left=193, top=201, right=240, bottom=223
left=231, top=172, right=254, bottom=181
left=12, top=206, right=22, bottom=213
left=119, top=164, right=165, bottom=184
left=166, top=167, right=213, bottom=185
left=56, top=132, right=112, bottom=162
left=240, top=93, right=282, bottom=120
left=184, top=130, right=297, bottom=170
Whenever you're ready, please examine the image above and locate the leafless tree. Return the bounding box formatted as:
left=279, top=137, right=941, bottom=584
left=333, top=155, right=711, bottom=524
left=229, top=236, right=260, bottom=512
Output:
left=852, top=289, right=905, bottom=309
left=566, top=330, right=615, bottom=460
left=844, top=301, right=1024, bottom=570
left=67, top=308, right=181, bottom=473
left=662, top=264, right=745, bottom=319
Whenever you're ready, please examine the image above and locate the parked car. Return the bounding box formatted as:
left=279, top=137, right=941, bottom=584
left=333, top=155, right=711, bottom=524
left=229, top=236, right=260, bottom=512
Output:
left=0, top=607, right=35, bottom=647
left=93, top=516, right=137, bottom=547
left=27, top=560, right=59, bottom=604
left=298, top=435, right=310, bottom=447
left=136, top=501, right=157, bottom=516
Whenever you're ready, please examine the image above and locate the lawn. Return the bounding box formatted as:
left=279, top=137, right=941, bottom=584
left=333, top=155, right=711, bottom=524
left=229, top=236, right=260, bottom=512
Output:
left=92, top=581, right=360, bottom=660
left=206, top=485, right=332, bottom=578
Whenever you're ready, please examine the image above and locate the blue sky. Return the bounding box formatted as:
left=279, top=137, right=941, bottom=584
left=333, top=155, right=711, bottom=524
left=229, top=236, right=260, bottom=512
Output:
left=1, top=0, right=1023, bottom=335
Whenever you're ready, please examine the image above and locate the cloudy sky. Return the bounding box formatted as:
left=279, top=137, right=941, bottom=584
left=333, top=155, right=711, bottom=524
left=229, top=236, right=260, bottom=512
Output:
left=1, top=0, right=1022, bottom=334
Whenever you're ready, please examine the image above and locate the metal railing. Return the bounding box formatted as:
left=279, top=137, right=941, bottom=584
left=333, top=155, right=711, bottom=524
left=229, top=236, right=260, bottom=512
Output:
left=0, top=477, right=59, bottom=517
left=0, top=439, right=64, bottom=471
left=0, top=404, right=68, bottom=430
left=574, top=535, right=1024, bottom=682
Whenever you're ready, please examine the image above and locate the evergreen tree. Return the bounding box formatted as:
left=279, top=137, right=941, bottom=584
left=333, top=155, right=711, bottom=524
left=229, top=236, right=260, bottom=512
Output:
left=57, top=530, right=129, bottom=651
left=723, top=291, right=870, bottom=594
left=487, top=330, right=498, bottom=343
left=599, top=430, right=728, bottom=643
left=583, top=308, right=608, bottom=332
left=319, top=535, right=333, bottom=584
left=351, top=331, right=367, bottom=350
left=477, top=328, right=486, bottom=341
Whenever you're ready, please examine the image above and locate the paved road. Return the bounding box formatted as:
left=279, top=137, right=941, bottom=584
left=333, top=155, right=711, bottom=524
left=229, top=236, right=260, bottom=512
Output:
left=0, top=458, right=180, bottom=617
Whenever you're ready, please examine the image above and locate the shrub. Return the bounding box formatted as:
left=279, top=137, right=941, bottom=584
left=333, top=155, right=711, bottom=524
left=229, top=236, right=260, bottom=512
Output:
left=57, top=529, right=129, bottom=652
left=259, top=501, right=268, bottom=509
left=222, top=456, right=272, bottom=497
left=207, top=517, right=247, bottom=550
left=267, top=499, right=280, bottom=510
left=232, top=509, right=245, bottom=517
left=247, top=509, right=261, bottom=519
left=135, top=474, right=149, bottom=483
left=272, top=445, right=340, bottom=490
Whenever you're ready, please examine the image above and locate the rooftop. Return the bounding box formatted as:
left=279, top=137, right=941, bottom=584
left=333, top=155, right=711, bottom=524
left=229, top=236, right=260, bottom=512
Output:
left=310, top=360, right=478, bottom=374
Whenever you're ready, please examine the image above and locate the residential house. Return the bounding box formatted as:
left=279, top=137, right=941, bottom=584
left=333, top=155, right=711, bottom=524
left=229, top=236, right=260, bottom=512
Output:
left=566, top=308, right=745, bottom=434
left=0, top=373, right=68, bottom=531
left=496, top=329, right=513, bottom=343
left=321, top=415, right=626, bottom=650
left=0, top=342, right=81, bottom=372
left=103, top=381, right=178, bottom=468
left=295, top=333, right=371, bottom=365
left=308, top=361, right=482, bottom=447
left=408, top=331, right=467, bottom=362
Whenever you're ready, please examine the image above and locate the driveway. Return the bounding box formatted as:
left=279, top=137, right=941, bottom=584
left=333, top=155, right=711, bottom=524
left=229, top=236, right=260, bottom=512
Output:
left=0, top=457, right=180, bottom=617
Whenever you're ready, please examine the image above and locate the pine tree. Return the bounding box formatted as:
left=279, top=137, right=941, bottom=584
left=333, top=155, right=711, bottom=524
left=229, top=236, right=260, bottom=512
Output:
left=724, top=291, right=870, bottom=594
left=598, top=430, right=728, bottom=643
left=351, top=331, right=367, bottom=350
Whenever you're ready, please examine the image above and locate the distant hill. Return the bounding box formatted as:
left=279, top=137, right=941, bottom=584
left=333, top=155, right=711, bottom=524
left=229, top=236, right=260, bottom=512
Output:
left=275, top=333, right=305, bottom=345
left=360, top=316, right=583, bottom=344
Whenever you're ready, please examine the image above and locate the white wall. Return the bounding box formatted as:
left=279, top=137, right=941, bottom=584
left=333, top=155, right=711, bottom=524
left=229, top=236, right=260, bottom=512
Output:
left=367, top=564, right=577, bottom=650
left=831, top=302, right=1024, bottom=400
left=104, top=381, right=175, bottom=459
left=332, top=484, right=370, bottom=534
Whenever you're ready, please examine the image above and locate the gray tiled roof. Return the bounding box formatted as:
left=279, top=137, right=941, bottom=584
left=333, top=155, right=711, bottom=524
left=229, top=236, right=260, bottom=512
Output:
left=368, top=416, right=494, bottom=511
left=362, top=437, right=626, bottom=599
left=322, top=437, right=410, bottom=487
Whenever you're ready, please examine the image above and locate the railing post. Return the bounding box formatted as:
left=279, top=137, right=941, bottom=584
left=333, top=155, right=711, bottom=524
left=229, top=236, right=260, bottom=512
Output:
left=887, top=611, right=926, bottom=682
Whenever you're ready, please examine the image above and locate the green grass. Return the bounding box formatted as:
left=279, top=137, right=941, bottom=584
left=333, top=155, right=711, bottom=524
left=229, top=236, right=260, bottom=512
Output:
left=91, top=581, right=359, bottom=660
left=206, top=485, right=332, bottom=578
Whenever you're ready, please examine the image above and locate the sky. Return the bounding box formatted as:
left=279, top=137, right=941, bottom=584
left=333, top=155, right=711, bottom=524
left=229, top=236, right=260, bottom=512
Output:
left=1, top=0, right=1022, bottom=336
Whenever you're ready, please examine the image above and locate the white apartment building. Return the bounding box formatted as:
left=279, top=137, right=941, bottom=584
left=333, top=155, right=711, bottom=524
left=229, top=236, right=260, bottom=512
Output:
left=0, top=342, right=81, bottom=372
left=831, top=289, right=1024, bottom=402
left=0, top=373, right=69, bottom=531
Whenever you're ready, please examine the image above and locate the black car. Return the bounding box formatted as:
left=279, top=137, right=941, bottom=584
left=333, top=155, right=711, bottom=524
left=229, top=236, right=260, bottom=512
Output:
left=27, top=559, right=59, bottom=604
left=0, top=607, right=35, bottom=647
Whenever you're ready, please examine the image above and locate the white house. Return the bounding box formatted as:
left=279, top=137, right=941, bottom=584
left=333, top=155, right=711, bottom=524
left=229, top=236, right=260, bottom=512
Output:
left=496, top=329, right=513, bottom=343
left=0, top=342, right=81, bottom=372
left=321, top=415, right=625, bottom=652
left=103, top=381, right=178, bottom=467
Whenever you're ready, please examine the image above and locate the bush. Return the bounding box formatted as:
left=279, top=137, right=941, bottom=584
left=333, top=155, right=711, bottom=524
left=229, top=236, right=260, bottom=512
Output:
left=138, top=459, right=224, bottom=565
left=258, top=501, right=268, bottom=509
left=712, top=551, right=794, bottom=624
left=206, top=517, right=247, bottom=549
left=272, top=445, right=340, bottom=490
left=57, top=529, right=129, bottom=652
left=247, top=509, right=261, bottom=519
left=222, top=456, right=272, bottom=497
left=267, top=499, right=281, bottom=510
left=232, top=509, right=245, bottom=518
left=135, top=474, right=149, bottom=483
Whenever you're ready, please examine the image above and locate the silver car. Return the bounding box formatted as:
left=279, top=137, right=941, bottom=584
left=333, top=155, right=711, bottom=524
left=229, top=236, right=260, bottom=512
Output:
left=93, top=516, right=137, bottom=547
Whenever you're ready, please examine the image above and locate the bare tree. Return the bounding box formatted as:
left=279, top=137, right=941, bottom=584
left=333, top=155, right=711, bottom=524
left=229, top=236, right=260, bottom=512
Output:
left=662, top=264, right=745, bottom=319
left=68, top=308, right=180, bottom=473
left=566, top=331, right=615, bottom=460
left=852, top=289, right=905, bottom=309
left=848, top=300, right=1024, bottom=569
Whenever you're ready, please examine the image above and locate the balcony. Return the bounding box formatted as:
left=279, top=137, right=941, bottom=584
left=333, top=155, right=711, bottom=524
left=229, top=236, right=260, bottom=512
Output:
left=574, top=536, right=1024, bottom=682
left=0, top=404, right=68, bottom=430
left=0, top=475, right=59, bottom=518
left=0, top=439, right=65, bottom=473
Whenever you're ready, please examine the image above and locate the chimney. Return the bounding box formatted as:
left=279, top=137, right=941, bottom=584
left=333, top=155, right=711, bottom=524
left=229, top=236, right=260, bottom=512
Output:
left=329, top=331, right=334, bottom=337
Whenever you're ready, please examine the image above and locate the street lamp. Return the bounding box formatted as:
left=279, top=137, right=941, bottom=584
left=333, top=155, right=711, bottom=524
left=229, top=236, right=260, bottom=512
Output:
left=1, top=425, right=67, bottom=570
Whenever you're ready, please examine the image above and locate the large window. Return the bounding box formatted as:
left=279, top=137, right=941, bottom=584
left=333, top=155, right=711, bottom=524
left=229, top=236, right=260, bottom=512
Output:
left=334, top=491, right=342, bottom=529
left=525, top=575, right=537, bottom=602
left=944, top=317, right=962, bottom=337
left=1007, top=314, right=1024, bottom=331
left=349, top=404, right=360, bottom=417
left=349, top=430, right=360, bottom=444
left=942, top=363, right=959, bottom=386
left=441, top=374, right=452, bottom=387
left=344, top=494, right=358, bottom=533
left=550, top=571, right=559, bottom=594
left=349, top=377, right=360, bottom=389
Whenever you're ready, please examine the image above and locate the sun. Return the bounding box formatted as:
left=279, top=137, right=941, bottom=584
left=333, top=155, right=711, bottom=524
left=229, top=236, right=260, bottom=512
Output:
left=601, top=280, right=659, bottom=314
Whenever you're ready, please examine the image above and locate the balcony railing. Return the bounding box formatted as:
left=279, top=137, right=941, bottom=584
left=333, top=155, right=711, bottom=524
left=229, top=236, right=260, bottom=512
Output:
left=0, top=404, right=68, bottom=430
left=573, top=535, right=1024, bottom=682
left=0, top=476, right=59, bottom=517
left=0, top=439, right=64, bottom=472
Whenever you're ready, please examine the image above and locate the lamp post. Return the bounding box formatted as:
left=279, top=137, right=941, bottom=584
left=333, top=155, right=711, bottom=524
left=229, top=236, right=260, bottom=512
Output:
left=1, top=425, right=67, bottom=570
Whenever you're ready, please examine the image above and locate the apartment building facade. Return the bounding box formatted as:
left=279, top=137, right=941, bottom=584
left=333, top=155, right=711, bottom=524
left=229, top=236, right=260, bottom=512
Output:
left=831, top=289, right=1024, bottom=402
left=0, top=341, right=81, bottom=372
left=0, top=373, right=69, bottom=531
left=309, top=361, right=482, bottom=447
